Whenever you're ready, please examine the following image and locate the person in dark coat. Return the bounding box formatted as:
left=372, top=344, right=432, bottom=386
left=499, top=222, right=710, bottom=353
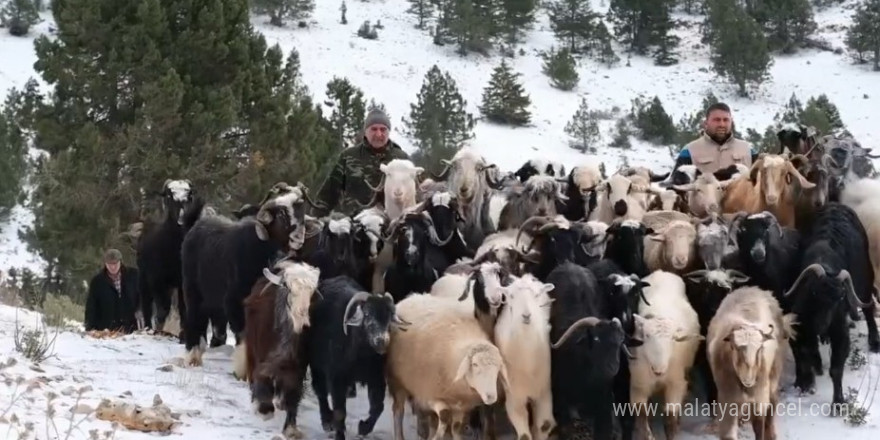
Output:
left=84, top=248, right=139, bottom=333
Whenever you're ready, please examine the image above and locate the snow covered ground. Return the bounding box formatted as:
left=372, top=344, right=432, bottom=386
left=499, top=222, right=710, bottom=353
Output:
left=1, top=302, right=879, bottom=439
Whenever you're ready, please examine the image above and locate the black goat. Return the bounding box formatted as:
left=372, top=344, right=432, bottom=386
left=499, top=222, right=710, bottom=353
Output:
left=546, top=261, right=640, bottom=440
left=412, top=190, right=474, bottom=261
left=603, top=219, right=653, bottom=277
left=682, top=268, right=751, bottom=408
left=513, top=158, right=566, bottom=182
left=136, top=179, right=201, bottom=342
left=180, top=182, right=324, bottom=367
left=515, top=215, right=602, bottom=281
left=233, top=203, right=260, bottom=219
left=383, top=210, right=462, bottom=302
left=731, top=211, right=802, bottom=300
left=782, top=202, right=878, bottom=409
left=307, top=276, right=408, bottom=440
left=295, top=213, right=361, bottom=280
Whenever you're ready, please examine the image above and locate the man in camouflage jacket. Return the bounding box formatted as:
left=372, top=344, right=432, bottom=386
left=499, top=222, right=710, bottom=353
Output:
left=313, top=108, right=410, bottom=217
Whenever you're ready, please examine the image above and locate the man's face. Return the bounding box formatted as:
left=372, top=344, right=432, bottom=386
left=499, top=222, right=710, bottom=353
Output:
left=105, top=261, right=121, bottom=275
left=704, top=109, right=732, bottom=140
left=366, top=124, right=389, bottom=149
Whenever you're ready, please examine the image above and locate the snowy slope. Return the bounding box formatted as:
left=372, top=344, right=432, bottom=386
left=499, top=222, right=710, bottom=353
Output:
left=2, top=303, right=879, bottom=439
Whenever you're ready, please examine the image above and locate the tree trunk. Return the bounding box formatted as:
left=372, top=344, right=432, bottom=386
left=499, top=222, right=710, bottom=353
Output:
left=270, top=12, right=283, bottom=27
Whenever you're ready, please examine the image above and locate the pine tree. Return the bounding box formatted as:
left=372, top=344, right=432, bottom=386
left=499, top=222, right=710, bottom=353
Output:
left=565, top=97, right=600, bottom=153
left=479, top=59, right=532, bottom=126
left=498, top=0, right=536, bottom=47
left=754, top=0, right=817, bottom=53
left=435, top=0, right=498, bottom=55
left=804, top=94, right=845, bottom=131
left=778, top=93, right=804, bottom=124
left=845, top=0, right=880, bottom=70
left=0, top=85, right=32, bottom=215
left=707, top=0, right=773, bottom=97
left=251, top=0, right=316, bottom=27
left=402, top=65, right=475, bottom=171
left=15, top=0, right=337, bottom=287
left=547, top=0, right=598, bottom=54
left=631, top=96, right=676, bottom=145
left=607, top=0, right=677, bottom=57
left=367, top=98, right=388, bottom=114
left=407, top=0, right=434, bottom=29
left=541, top=46, right=579, bottom=91
left=610, top=117, right=633, bottom=149
left=0, top=0, right=40, bottom=36
left=325, top=77, right=367, bottom=147
left=594, top=22, right=621, bottom=66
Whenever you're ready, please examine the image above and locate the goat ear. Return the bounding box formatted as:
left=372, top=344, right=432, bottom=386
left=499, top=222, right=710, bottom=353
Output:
left=344, top=305, right=364, bottom=328
left=380, top=163, right=389, bottom=174
left=541, top=283, right=554, bottom=294
left=255, top=223, right=270, bottom=241
left=453, top=352, right=471, bottom=384
left=414, top=166, right=425, bottom=176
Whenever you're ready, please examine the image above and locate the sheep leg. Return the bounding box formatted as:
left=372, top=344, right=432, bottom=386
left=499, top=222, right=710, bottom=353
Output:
left=208, top=311, right=228, bottom=348
left=330, top=376, right=350, bottom=440
left=183, top=293, right=208, bottom=367
left=530, top=391, right=555, bottom=440
left=629, top=393, right=652, bottom=440
left=790, top=331, right=817, bottom=394
left=390, top=386, right=407, bottom=440
left=716, top=401, right=738, bottom=440
left=863, top=300, right=880, bottom=352
left=424, top=411, right=438, bottom=440
left=174, top=285, right=187, bottom=344
left=310, top=369, right=333, bottom=432
left=139, top=274, right=156, bottom=330
left=450, top=410, right=467, bottom=440
left=357, top=374, right=386, bottom=436
left=250, top=364, right=276, bottom=420
left=431, top=408, right=450, bottom=440
left=280, top=382, right=306, bottom=439
left=663, top=377, right=688, bottom=440
left=828, top=321, right=850, bottom=411
left=503, top=394, right=531, bottom=440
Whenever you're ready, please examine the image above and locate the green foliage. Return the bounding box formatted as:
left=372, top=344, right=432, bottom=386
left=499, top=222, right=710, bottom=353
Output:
left=357, top=20, right=379, bottom=39
left=0, top=84, right=35, bottom=216
left=479, top=59, right=532, bottom=126
left=744, top=0, right=816, bottom=54
left=498, top=0, right=537, bottom=47
left=434, top=0, right=497, bottom=55
left=407, top=0, right=434, bottom=29
left=402, top=65, right=475, bottom=172
left=541, top=46, right=579, bottom=91
left=0, top=0, right=40, bottom=36
left=250, top=0, right=315, bottom=27
left=326, top=77, right=367, bottom=146
left=630, top=96, right=676, bottom=145
left=706, top=0, right=773, bottom=97
left=746, top=92, right=849, bottom=154
left=845, top=0, right=880, bottom=70
left=546, top=0, right=599, bottom=54
left=565, top=97, right=600, bottom=153
left=15, top=0, right=338, bottom=288
left=607, top=0, right=678, bottom=62
left=610, top=117, right=633, bottom=149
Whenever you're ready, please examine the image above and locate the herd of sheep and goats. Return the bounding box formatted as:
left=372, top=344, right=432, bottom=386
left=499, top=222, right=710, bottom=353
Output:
left=130, top=124, right=880, bottom=440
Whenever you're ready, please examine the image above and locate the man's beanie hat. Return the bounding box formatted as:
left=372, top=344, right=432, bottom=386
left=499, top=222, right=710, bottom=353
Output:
left=104, top=248, right=122, bottom=263
left=364, top=108, right=391, bottom=131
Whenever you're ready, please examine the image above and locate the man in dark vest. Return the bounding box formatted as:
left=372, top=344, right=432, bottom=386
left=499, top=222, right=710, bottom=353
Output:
left=84, top=248, right=139, bottom=333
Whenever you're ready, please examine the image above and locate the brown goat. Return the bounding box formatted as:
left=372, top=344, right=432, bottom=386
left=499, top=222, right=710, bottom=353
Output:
left=720, top=154, right=815, bottom=227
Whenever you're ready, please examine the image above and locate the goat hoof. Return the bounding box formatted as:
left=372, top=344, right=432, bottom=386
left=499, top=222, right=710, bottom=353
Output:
left=869, top=340, right=880, bottom=353
left=321, top=421, right=334, bottom=432
left=357, top=419, right=373, bottom=436
left=255, top=401, right=274, bottom=418
left=283, top=425, right=305, bottom=439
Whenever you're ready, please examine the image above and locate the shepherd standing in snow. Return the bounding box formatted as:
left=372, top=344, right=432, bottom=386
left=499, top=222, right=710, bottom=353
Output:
left=312, top=108, right=411, bottom=217
left=84, top=249, right=139, bottom=333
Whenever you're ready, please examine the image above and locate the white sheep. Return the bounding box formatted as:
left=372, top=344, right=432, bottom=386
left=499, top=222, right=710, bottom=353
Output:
left=590, top=173, right=657, bottom=224
left=629, top=270, right=703, bottom=440
left=841, top=177, right=880, bottom=298
left=707, top=286, right=794, bottom=440
left=494, top=274, right=556, bottom=440
left=644, top=219, right=698, bottom=274
left=386, top=294, right=510, bottom=440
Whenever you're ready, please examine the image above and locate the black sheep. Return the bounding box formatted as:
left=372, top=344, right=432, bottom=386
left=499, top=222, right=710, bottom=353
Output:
left=782, top=202, right=878, bottom=409
left=135, top=179, right=201, bottom=342
left=307, top=276, right=408, bottom=440
left=180, top=182, right=324, bottom=367
left=545, top=261, right=641, bottom=440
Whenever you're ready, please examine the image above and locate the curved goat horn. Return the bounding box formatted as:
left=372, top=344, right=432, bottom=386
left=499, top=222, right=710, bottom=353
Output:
left=551, top=316, right=602, bottom=349
left=342, top=291, right=371, bottom=336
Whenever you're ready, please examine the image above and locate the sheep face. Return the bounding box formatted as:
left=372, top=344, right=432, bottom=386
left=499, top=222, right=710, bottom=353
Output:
left=439, top=148, right=494, bottom=203
left=723, top=324, right=774, bottom=388
left=674, top=174, right=727, bottom=217
left=734, top=212, right=782, bottom=265
left=381, top=160, right=423, bottom=206
left=648, top=221, right=696, bottom=270
left=500, top=274, right=553, bottom=326
left=601, top=174, right=646, bottom=217
left=161, top=179, right=196, bottom=226
left=552, top=317, right=628, bottom=379
left=263, top=261, right=321, bottom=333
left=697, top=218, right=730, bottom=270
left=454, top=344, right=509, bottom=405
left=523, top=175, right=566, bottom=217
left=748, top=155, right=815, bottom=207
left=571, top=165, right=603, bottom=193
left=353, top=208, right=387, bottom=260
left=649, top=190, right=685, bottom=212
left=783, top=264, right=868, bottom=334
left=343, top=291, right=408, bottom=354
left=254, top=187, right=310, bottom=251
left=634, top=314, right=702, bottom=376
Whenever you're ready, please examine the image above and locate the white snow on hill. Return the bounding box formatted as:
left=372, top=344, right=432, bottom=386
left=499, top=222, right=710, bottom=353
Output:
left=1, top=303, right=879, bottom=439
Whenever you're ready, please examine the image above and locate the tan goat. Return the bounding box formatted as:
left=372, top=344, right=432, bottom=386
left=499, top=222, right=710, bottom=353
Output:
left=707, top=286, right=795, bottom=440
left=720, top=154, right=815, bottom=227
